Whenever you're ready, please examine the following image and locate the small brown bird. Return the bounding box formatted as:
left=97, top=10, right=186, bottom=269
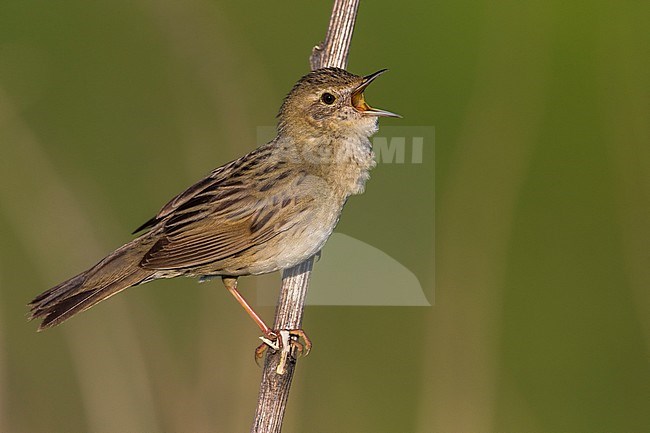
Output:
left=29, top=67, right=399, bottom=352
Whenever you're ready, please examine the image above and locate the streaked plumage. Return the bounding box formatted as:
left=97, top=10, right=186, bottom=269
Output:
left=29, top=67, right=399, bottom=332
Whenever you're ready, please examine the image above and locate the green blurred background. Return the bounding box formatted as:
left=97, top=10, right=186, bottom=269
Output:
left=1, top=1, right=649, bottom=432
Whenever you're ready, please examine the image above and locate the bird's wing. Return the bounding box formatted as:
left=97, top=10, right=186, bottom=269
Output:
left=140, top=165, right=319, bottom=270
left=133, top=145, right=271, bottom=234
left=140, top=199, right=290, bottom=270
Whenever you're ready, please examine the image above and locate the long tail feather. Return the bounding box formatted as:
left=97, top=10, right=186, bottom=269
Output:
left=29, top=238, right=156, bottom=330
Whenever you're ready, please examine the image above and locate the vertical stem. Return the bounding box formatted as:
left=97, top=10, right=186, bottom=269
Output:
left=310, top=0, right=360, bottom=70
left=250, top=259, right=314, bottom=433
left=250, top=1, right=360, bottom=432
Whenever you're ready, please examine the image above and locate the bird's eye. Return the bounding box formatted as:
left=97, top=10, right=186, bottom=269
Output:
left=321, top=92, right=336, bottom=105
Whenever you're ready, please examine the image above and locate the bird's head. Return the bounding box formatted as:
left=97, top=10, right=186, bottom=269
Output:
left=277, top=67, right=400, bottom=139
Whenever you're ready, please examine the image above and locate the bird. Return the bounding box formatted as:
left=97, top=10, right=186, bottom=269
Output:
left=28, top=67, right=399, bottom=355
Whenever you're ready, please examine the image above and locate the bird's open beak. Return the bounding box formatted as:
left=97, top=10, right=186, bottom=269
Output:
left=351, top=69, right=401, bottom=118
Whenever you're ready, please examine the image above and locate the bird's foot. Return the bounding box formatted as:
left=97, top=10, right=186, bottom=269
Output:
left=255, top=329, right=312, bottom=372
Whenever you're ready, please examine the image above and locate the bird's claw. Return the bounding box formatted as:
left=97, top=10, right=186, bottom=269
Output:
left=254, top=329, right=312, bottom=371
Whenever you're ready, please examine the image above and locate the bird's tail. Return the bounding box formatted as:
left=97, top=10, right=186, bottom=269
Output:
left=28, top=238, right=156, bottom=330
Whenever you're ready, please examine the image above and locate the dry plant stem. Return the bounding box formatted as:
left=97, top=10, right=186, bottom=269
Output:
left=310, top=0, right=360, bottom=70
left=250, top=258, right=314, bottom=433
left=250, top=1, right=359, bottom=432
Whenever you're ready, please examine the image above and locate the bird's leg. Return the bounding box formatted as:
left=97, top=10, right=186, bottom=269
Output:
left=221, top=276, right=311, bottom=365
left=222, top=276, right=273, bottom=337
